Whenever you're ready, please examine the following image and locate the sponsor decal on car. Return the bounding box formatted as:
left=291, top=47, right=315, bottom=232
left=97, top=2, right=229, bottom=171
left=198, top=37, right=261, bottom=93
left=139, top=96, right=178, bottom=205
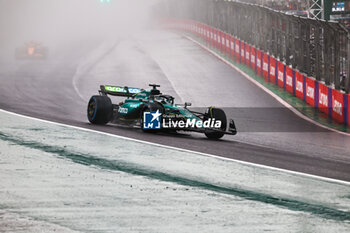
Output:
left=105, top=85, right=141, bottom=94
left=128, top=88, right=141, bottom=93
left=118, top=107, right=128, bottom=114
left=105, top=86, right=126, bottom=93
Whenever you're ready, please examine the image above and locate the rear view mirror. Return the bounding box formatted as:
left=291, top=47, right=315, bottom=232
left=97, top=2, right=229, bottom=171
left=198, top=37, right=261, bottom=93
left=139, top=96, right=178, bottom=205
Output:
left=185, top=102, right=192, bottom=108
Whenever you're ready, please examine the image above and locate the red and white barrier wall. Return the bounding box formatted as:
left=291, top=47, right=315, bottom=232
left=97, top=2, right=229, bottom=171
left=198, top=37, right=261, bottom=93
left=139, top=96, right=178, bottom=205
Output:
left=162, top=19, right=350, bottom=126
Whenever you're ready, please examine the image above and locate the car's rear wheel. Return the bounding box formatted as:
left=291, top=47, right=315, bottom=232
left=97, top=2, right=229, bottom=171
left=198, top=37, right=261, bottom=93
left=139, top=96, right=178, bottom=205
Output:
left=204, top=107, right=227, bottom=139
left=87, top=95, right=113, bottom=125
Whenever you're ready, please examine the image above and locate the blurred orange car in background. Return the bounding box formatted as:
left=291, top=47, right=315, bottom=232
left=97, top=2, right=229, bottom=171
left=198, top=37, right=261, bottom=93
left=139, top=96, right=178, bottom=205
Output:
left=15, top=41, right=48, bottom=59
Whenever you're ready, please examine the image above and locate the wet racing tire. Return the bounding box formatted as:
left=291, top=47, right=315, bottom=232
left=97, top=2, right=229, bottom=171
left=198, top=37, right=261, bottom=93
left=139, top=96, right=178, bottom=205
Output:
left=204, top=107, right=227, bottom=139
left=87, top=95, right=113, bottom=125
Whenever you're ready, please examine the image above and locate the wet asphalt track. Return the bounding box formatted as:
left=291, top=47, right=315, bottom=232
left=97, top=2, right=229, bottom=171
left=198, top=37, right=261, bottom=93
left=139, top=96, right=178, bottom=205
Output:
left=0, top=30, right=349, bottom=181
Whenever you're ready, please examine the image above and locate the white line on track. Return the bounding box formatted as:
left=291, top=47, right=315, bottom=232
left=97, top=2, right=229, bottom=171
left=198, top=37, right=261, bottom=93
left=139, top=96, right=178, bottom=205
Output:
left=72, top=41, right=120, bottom=103
left=182, top=34, right=350, bottom=137
left=1, top=108, right=349, bottom=186
left=72, top=66, right=87, bottom=102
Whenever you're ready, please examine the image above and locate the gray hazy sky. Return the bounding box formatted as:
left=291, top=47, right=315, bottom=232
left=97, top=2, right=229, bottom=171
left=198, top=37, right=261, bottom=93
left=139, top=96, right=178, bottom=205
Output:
left=0, top=0, right=158, bottom=53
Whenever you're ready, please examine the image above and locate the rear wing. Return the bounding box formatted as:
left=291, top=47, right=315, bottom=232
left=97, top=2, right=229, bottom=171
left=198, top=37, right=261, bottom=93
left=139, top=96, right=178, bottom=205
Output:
left=100, top=85, right=142, bottom=97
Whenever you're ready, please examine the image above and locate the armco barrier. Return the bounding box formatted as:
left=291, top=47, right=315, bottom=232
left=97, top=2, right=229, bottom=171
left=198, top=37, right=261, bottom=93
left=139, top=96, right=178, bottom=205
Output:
left=332, top=90, right=345, bottom=124
left=286, top=66, right=294, bottom=95
left=206, top=27, right=209, bottom=45
left=269, top=57, right=276, bottom=84
left=305, top=76, right=316, bottom=107
left=240, top=41, right=245, bottom=65
left=198, top=23, right=202, bottom=37
left=225, top=33, right=230, bottom=57
left=211, top=28, right=215, bottom=48
left=221, top=32, right=226, bottom=54
left=217, top=31, right=221, bottom=51
left=213, top=29, right=218, bottom=49
left=235, top=39, right=240, bottom=63
left=230, top=36, right=235, bottom=61
left=318, top=82, right=330, bottom=116
left=277, top=62, right=285, bottom=89
left=256, top=49, right=262, bottom=77
left=216, top=31, right=220, bottom=50
left=163, top=19, right=350, bottom=127
left=217, top=30, right=221, bottom=50
left=348, top=94, right=350, bottom=125
left=250, top=46, right=256, bottom=71
left=221, top=32, right=224, bottom=51
left=295, top=71, right=304, bottom=100
left=245, top=44, right=250, bottom=67
left=262, top=53, right=269, bottom=82
left=205, top=26, right=208, bottom=43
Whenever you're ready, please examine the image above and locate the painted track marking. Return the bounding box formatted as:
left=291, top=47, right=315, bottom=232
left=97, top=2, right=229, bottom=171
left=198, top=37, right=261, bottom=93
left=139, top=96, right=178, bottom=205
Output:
left=1, top=108, right=349, bottom=185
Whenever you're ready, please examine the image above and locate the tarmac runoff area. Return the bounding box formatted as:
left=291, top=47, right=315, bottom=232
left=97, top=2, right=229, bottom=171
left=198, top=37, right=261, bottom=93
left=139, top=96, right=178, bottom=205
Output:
left=0, top=109, right=350, bottom=232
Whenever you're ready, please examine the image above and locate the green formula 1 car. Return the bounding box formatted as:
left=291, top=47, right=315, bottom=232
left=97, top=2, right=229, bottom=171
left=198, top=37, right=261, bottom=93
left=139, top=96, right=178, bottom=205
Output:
left=87, top=84, right=237, bottom=139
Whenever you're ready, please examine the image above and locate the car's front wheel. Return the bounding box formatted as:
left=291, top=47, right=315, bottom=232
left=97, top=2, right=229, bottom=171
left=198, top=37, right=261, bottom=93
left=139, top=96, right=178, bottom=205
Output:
left=204, top=107, right=227, bottom=139
left=87, top=95, right=113, bottom=125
